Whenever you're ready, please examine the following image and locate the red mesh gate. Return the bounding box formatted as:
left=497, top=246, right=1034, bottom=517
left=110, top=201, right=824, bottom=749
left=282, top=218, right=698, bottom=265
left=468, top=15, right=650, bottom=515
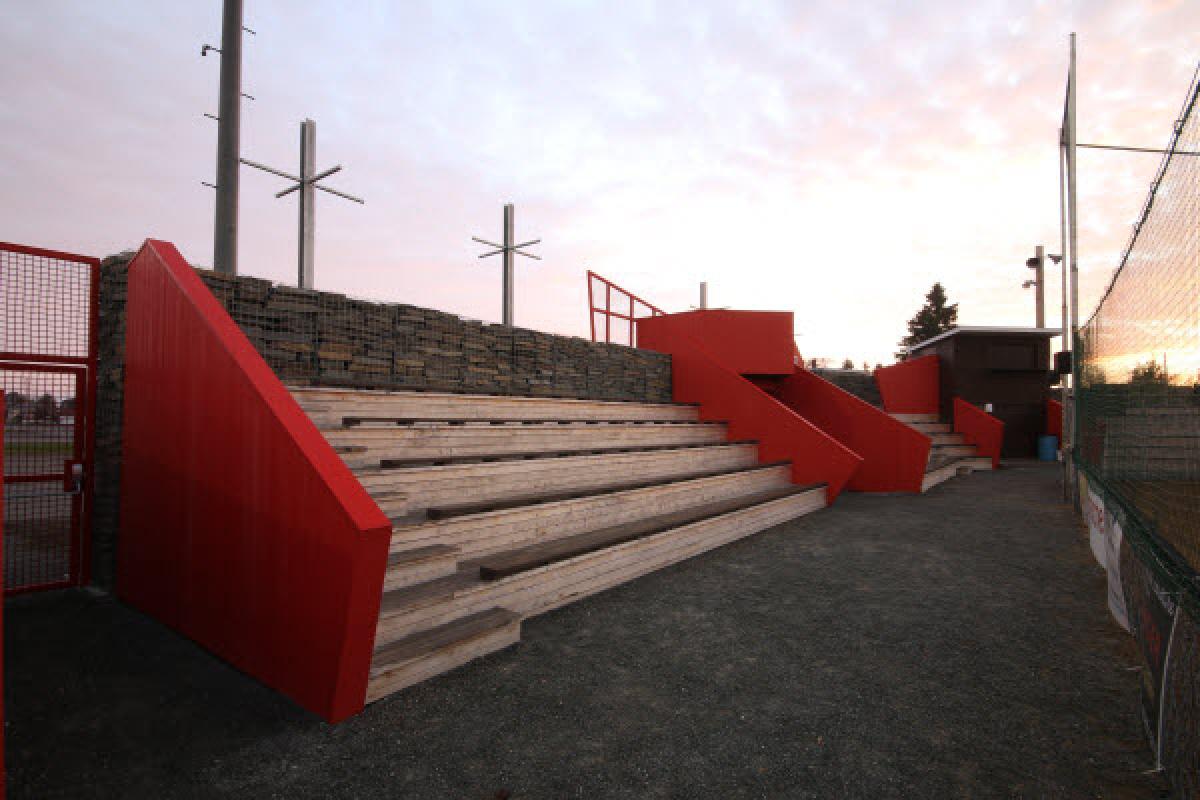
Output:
left=1, top=242, right=98, bottom=594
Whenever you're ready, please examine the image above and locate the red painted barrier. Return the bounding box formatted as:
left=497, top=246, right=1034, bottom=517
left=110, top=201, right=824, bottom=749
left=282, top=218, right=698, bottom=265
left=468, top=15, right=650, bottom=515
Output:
left=874, top=355, right=940, bottom=415
left=953, top=397, right=1004, bottom=469
left=755, top=370, right=931, bottom=493
left=642, top=310, right=795, bottom=375
left=1046, top=398, right=1063, bottom=439
left=638, top=319, right=862, bottom=502
left=117, top=240, right=392, bottom=722
left=1, top=393, right=6, bottom=800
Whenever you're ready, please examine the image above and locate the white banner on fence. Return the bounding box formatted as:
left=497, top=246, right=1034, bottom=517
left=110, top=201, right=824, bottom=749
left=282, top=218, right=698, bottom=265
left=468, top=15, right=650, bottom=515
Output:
left=1106, top=516, right=1129, bottom=631
left=1084, top=485, right=1107, bottom=566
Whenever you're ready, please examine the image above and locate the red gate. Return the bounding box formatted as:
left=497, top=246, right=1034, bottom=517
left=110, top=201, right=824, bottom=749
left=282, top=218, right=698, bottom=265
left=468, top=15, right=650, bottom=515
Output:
left=1, top=242, right=98, bottom=594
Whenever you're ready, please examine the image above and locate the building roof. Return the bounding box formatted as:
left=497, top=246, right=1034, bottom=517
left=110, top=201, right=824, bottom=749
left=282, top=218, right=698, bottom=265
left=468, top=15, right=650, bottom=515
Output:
left=908, top=326, right=1062, bottom=353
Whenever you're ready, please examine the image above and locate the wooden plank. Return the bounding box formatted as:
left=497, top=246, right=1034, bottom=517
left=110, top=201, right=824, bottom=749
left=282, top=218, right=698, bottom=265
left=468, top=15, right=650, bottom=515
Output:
left=365, top=621, right=521, bottom=703
left=387, top=544, right=458, bottom=569
left=424, top=461, right=792, bottom=520
left=372, top=607, right=519, bottom=664
left=344, top=416, right=725, bottom=427
left=388, top=466, right=790, bottom=561
left=376, top=439, right=757, bottom=470
left=373, top=488, right=826, bottom=646
left=476, top=485, right=818, bottom=580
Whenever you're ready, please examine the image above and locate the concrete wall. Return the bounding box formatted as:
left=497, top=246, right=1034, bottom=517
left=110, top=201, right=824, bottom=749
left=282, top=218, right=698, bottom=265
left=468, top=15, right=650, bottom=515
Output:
left=92, top=251, right=672, bottom=588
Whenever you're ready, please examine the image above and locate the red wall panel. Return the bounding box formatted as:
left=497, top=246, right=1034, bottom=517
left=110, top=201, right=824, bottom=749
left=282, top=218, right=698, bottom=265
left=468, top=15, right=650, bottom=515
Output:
left=1046, top=398, right=1063, bottom=439
left=639, top=310, right=795, bottom=375
left=638, top=319, right=861, bottom=502
left=117, top=240, right=392, bottom=722
left=874, top=355, right=940, bottom=415
left=756, top=370, right=931, bottom=493
left=953, top=397, right=1005, bottom=469
left=1, top=393, right=6, bottom=800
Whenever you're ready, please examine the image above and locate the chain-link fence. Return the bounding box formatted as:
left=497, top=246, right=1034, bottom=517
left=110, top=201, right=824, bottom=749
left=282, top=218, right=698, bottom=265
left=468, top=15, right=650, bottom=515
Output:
left=1075, top=68, right=1200, bottom=608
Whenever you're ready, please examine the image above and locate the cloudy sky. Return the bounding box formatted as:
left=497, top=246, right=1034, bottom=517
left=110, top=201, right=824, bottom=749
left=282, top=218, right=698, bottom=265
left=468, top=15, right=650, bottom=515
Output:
left=3, top=1, right=1198, bottom=365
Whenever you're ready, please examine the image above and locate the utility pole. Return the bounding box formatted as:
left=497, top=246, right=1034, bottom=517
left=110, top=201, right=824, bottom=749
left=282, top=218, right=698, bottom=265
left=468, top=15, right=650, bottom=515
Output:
left=212, top=0, right=243, bottom=275
left=472, top=204, right=541, bottom=326
left=240, top=118, right=364, bottom=289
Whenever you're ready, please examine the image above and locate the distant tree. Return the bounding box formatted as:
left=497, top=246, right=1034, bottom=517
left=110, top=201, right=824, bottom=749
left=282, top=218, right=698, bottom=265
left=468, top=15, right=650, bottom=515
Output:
left=862, top=361, right=870, bottom=372
left=1080, top=363, right=1107, bottom=388
left=1130, top=360, right=1168, bottom=386
left=34, top=393, right=57, bottom=422
left=808, top=358, right=818, bottom=369
left=896, top=283, right=958, bottom=359
left=841, top=358, right=855, bottom=370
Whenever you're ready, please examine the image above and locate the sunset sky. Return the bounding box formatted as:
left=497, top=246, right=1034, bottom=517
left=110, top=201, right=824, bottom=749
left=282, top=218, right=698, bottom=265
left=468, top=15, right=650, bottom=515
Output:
left=3, top=1, right=1198, bottom=366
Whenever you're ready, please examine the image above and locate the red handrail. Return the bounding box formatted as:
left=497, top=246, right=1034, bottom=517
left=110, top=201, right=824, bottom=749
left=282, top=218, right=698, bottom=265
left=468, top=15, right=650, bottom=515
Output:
left=874, top=355, right=940, bottom=415
left=953, top=397, right=1005, bottom=468
left=586, top=270, right=666, bottom=346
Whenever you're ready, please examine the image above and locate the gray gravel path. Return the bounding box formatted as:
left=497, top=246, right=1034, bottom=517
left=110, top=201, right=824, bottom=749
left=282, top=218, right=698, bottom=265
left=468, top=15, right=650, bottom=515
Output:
left=5, top=462, right=1165, bottom=798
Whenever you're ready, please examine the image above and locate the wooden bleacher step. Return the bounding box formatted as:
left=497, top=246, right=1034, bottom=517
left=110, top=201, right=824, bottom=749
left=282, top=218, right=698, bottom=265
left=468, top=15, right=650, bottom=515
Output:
left=343, top=416, right=721, bottom=427
left=377, top=439, right=757, bottom=470
left=385, top=544, right=460, bottom=591
left=373, top=483, right=828, bottom=650
left=366, top=607, right=521, bottom=703
left=384, top=462, right=793, bottom=565
left=421, top=461, right=791, bottom=521
left=474, top=484, right=821, bottom=581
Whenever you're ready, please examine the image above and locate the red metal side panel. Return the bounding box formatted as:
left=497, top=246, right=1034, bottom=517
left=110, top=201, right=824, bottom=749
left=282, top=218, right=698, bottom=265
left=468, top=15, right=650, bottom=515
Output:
left=954, top=397, right=1005, bottom=469
left=116, top=240, right=391, bottom=722
left=874, top=355, right=940, bottom=415
left=1, top=392, right=6, bottom=800
left=1046, top=398, right=1063, bottom=439
left=756, top=370, right=931, bottom=493
left=638, top=319, right=861, bottom=503
left=642, top=310, right=795, bottom=376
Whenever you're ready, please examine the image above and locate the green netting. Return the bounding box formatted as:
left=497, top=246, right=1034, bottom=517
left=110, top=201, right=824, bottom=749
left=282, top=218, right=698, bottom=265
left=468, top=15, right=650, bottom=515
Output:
left=1075, top=70, right=1200, bottom=598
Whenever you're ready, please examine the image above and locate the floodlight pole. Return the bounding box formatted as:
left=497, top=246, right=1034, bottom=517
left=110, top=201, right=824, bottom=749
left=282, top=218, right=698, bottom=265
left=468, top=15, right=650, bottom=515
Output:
left=299, top=119, right=316, bottom=288
left=1059, top=133, right=1068, bottom=359
left=212, top=0, right=244, bottom=275
left=503, top=204, right=515, bottom=326
left=240, top=118, right=364, bottom=289
left=1031, top=245, right=1045, bottom=328
left=1065, top=32, right=1080, bottom=504
left=1067, top=33, right=1079, bottom=362
left=472, top=203, right=541, bottom=327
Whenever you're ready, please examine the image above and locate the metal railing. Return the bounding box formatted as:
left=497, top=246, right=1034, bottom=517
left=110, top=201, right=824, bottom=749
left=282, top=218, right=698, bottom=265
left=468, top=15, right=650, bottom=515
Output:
left=586, top=270, right=666, bottom=347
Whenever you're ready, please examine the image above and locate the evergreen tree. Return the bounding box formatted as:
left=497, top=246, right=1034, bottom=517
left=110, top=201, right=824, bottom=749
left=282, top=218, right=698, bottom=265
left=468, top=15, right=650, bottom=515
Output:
left=896, top=283, right=958, bottom=359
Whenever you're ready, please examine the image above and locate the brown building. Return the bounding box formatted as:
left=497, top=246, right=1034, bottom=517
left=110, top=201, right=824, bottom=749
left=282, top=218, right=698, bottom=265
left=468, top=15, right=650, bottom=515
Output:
left=909, top=326, right=1060, bottom=458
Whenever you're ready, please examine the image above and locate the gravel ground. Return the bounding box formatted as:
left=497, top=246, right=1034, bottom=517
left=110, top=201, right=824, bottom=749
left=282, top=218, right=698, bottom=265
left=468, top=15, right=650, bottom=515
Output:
left=5, top=462, right=1167, bottom=799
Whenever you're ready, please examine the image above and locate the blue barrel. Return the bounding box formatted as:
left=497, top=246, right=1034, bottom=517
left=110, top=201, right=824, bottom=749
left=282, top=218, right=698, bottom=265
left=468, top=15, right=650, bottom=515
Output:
left=1038, top=434, right=1058, bottom=461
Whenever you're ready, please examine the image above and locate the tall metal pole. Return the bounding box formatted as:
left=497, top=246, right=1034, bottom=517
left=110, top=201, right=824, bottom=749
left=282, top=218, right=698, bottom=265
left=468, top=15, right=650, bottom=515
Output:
left=1059, top=132, right=1070, bottom=500
left=1034, top=245, right=1045, bottom=328
left=700, top=281, right=708, bottom=309
left=1066, top=32, right=1080, bottom=506
left=502, top=203, right=514, bottom=326
left=1067, top=34, right=1079, bottom=355
left=1059, top=134, right=1068, bottom=349
left=298, top=119, right=316, bottom=288
left=212, top=0, right=244, bottom=275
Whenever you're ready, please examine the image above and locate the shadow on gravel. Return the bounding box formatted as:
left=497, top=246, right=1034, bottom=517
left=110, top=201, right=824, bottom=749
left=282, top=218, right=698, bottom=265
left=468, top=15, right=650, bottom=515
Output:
left=5, top=462, right=1169, bottom=799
